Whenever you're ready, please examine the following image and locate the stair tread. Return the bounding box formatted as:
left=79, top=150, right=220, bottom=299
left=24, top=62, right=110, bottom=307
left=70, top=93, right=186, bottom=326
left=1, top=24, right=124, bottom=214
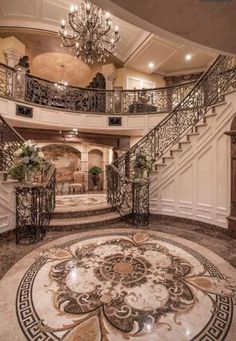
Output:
left=2, top=179, right=18, bottom=184
left=179, top=140, right=191, bottom=144
left=187, top=132, right=199, bottom=136
left=171, top=148, right=182, bottom=152
left=54, top=203, right=111, bottom=213
left=196, top=123, right=207, bottom=127
left=50, top=211, right=120, bottom=226
left=156, top=163, right=167, bottom=167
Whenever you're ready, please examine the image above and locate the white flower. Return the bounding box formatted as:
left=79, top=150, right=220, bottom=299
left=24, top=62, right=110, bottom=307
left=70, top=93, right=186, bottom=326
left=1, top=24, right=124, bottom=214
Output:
left=24, top=139, right=33, bottom=147
left=22, top=156, right=30, bottom=164
left=14, top=148, right=22, bottom=156
left=38, top=151, right=44, bottom=159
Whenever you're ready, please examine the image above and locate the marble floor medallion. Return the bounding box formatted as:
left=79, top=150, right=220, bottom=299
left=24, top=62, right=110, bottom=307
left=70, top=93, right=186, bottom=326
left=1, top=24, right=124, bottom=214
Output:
left=55, top=194, right=107, bottom=210
left=0, top=229, right=235, bottom=340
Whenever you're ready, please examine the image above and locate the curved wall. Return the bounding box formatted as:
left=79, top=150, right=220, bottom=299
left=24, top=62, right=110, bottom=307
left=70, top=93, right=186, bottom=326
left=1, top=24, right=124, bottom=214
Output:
left=150, top=91, right=236, bottom=229
left=0, top=96, right=167, bottom=136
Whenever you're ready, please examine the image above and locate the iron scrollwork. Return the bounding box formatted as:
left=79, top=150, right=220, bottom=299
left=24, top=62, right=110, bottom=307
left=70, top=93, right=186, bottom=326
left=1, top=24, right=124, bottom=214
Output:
left=0, top=113, right=56, bottom=243
left=107, top=55, right=236, bottom=226
left=15, top=165, right=56, bottom=244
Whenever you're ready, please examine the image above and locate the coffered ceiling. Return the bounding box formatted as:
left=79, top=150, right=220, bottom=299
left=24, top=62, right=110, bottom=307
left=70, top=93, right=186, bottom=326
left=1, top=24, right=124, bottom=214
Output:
left=0, top=0, right=217, bottom=75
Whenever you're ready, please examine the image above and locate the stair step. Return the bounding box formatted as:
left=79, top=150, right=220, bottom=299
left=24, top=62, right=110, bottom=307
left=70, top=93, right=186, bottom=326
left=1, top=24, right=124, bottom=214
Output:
left=162, top=156, right=174, bottom=162
left=205, top=112, right=217, bottom=118
left=49, top=211, right=121, bottom=231
left=170, top=148, right=182, bottom=154
left=196, top=122, right=207, bottom=128
left=154, top=163, right=167, bottom=171
left=2, top=179, right=18, bottom=184
left=53, top=205, right=113, bottom=218
left=187, top=132, right=199, bottom=137
left=178, top=141, right=191, bottom=149
left=163, top=155, right=174, bottom=159
left=0, top=171, right=7, bottom=181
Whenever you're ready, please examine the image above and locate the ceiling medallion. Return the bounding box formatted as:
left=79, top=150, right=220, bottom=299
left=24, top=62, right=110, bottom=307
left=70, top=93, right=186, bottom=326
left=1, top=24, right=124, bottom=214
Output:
left=59, top=1, right=120, bottom=64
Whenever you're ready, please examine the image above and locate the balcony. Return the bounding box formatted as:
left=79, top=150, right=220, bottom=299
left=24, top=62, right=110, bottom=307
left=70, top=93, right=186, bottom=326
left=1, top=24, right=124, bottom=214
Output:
left=0, top=63, right=195, bottom=116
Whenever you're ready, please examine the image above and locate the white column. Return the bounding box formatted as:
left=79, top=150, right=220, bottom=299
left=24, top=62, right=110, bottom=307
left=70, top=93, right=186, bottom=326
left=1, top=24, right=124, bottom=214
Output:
left=103, top=148, right=109, bottom=190
left=14, top=65, right=27, bottom=100
left=3, top=48, right=22, bottom=97
left=104, top=73, right=116, bottom=90
left=3, top=47, right=21, bottom=67
left=80, top=143, right=89, bottom=191
left=102, top=64, right=117, bottom=113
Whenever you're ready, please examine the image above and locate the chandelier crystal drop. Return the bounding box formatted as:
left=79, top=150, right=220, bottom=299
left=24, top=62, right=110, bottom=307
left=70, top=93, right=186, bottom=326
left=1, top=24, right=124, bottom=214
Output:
left=54, top=65, right=68, bottom=91
left=59, top=1, right=120, bottom=64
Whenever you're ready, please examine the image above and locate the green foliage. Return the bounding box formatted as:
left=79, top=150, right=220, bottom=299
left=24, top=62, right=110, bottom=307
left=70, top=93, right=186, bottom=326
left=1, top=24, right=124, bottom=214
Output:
left=89, top=166, right=102, bottom=176
left=8, top=162, right=25, bottom=181
left=134, top=153, right=152, bottom=171
left=133, top=152, right=153, bottom=179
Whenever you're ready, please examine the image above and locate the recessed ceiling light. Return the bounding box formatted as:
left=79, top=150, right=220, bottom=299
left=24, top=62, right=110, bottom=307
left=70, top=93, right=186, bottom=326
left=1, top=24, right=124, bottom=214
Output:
left=148, top=62, right=154, bottom=68
left=185, top=54, right=192, bottom=61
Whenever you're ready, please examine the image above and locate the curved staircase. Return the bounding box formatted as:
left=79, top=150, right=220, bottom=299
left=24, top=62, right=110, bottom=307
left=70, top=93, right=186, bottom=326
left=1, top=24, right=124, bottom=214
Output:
left=107, top=55, right=236, bottom=227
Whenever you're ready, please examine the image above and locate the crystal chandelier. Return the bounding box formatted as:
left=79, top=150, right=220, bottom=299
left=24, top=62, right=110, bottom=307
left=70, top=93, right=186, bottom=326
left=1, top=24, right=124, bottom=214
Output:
left=54, top=65, right=68, bottom=91
left=59, top=1, right=120, bottom=64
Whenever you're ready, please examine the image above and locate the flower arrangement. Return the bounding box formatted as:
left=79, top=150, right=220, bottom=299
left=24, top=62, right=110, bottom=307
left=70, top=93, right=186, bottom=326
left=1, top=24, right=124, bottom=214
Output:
left=9, top=140, right=45, bottom=183
left=133, top=152, right=152, bottom=179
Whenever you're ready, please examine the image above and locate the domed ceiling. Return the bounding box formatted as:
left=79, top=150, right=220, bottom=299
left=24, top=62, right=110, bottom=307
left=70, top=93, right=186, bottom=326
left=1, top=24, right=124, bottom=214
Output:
left=31, top=52, right=92, bottom=87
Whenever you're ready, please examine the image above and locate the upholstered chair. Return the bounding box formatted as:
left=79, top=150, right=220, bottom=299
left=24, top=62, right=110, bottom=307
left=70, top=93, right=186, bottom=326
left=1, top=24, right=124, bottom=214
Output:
left=68, top=171, right=85, bottom=194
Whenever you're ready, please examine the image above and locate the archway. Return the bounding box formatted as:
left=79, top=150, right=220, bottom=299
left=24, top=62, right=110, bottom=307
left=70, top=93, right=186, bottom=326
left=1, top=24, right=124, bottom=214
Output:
left=42, top=144, right=81, bottom=195
left=88, top=149, right=104, bottom=191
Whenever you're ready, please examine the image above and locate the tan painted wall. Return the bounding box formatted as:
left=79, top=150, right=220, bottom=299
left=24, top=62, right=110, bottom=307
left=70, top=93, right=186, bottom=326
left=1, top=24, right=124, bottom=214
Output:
left=114, top=66, right=165, bottom=89
left=0, top=38, right=4, bottom=63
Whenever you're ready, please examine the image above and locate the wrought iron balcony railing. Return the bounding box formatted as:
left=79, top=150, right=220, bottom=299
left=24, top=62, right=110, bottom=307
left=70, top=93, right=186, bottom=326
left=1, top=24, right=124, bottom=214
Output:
left=0, top=113, right=56, bottom=243
left=107, top=55, right=236, bottom=226
left=0, top=62, right=195, bottom=114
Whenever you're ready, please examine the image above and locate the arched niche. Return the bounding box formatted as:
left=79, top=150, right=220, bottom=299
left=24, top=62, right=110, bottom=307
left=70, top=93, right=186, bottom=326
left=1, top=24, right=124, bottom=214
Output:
left=88, top=149, right=103, bottom=191
left=42, top=144, right=81, bottom=194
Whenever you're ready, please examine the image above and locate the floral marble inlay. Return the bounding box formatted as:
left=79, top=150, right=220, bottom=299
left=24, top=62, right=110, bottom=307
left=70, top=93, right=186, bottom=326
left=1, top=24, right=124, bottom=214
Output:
left=8, top=230, right=234, bottom=341
left=55, top=194, right=107, bottom=211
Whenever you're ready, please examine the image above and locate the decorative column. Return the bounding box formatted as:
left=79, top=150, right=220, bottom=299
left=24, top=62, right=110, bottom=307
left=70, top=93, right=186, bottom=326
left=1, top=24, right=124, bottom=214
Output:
left=103, top=147, right=113, bottom=190
left=80, top=143, right=89, bottom=191
left=3, top=47, right=21, bottom=67
left=14, top=65, right=27, bottom=100
left=102, top=64, right=117, bottom=113
left=3, top=48, right=22, bottom=98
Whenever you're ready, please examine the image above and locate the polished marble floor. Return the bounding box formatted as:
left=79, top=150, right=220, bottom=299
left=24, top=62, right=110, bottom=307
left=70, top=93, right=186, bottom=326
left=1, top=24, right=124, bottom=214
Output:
left=0, top=226, right=235, bottom=341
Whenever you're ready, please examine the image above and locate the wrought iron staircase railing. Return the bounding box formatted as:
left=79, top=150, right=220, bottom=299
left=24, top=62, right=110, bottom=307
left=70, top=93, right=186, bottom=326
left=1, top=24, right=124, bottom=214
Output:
left=0, top=114, right=56, bottom=243
left=107, top=55, right=236, bottom=226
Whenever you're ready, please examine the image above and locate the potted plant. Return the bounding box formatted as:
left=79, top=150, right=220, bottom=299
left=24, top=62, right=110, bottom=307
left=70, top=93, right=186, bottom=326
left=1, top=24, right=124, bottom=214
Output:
left=89, top=166, right=102, bottom=190
left=133, top=152, right=152, bottom=180
left=9, top=140, right=45, bottom=184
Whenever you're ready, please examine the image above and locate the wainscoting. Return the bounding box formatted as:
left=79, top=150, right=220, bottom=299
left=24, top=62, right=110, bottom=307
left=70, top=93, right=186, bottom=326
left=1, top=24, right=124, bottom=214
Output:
left=150, top=93, right=236, bottom=229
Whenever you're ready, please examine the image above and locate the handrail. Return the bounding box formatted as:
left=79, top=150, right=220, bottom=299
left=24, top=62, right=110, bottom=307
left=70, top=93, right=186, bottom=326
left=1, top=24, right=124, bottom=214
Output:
left=107, top=55, right=236, bottom=226
left=0, top=62, right=196, bottom=114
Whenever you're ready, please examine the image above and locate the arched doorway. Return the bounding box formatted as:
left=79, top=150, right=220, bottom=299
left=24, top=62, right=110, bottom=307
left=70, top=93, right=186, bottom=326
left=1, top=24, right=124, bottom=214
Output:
left=88, top=149, right=103, bottom=191
left=42, top=144, right=81, bottom=195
